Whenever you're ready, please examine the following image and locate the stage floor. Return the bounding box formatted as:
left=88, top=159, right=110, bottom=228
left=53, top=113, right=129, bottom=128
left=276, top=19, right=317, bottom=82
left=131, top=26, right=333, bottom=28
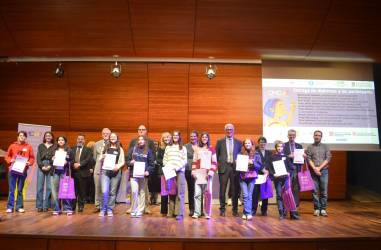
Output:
left=0, top=200, right=381, bottom=241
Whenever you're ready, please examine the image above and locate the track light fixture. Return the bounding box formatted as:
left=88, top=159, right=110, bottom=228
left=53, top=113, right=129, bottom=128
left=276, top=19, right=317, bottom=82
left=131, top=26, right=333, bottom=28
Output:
left=205, top=64, right=217, bottom=79
left=55, top=63, right=64, bottom=78
left=111, top=56, right=122, bottom=78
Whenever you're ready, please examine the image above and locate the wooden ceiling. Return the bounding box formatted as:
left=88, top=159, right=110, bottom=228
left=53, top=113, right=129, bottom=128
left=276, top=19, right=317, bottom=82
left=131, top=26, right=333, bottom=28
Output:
left=0, top=0, right=380, bottom=62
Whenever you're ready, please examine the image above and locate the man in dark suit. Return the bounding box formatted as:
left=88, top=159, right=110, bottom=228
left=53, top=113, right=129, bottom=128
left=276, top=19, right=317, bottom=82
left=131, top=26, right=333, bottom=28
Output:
left=283, top=129, right=304, bottom=209
left=71, top=133, right=93, bottom=212
left=216, top=123, right=242, bottom=217
left=252, top=136, right=272, bottom=216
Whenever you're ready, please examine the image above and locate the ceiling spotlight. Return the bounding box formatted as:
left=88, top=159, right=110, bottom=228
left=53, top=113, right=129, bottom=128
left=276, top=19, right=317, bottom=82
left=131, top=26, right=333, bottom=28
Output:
left=55, top=63, right=64, bottom=78
left=205, top=64, right=217, bottom=79
left=111, top=55, right=122, bottom=78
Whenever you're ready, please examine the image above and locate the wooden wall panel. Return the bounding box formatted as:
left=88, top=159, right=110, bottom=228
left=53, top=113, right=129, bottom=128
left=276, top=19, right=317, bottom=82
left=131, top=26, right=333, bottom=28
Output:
left=0, top=62, right=70, bottom=130
left=148, top=63, right=189, bottom=134
left=130, top=0, right=195, bottom=57
left=68, top=63, right=148, bottom=131
left=189, top=64, right=262, bottom=134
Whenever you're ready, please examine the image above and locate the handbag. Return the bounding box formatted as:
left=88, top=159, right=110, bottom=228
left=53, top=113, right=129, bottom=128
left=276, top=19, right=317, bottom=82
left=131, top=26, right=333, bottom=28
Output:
left=298, top=163, right=315, bottom=192
left=58, top=166, right=76, bottom=199
left=282, top=183, right=297, bottom=211
left=160, top=175, right=177, bottom=196
left=260, top=177, right=273, bottom=199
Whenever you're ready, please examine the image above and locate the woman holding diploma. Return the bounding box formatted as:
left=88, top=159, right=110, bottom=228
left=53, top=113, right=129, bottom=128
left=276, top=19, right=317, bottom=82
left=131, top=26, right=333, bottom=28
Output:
left=191, top=132, right=217, bottom=219
left=238, top=139, right=261, bottom=220
left=126, top=135, right=154, bottom=218
left=163, top=130, right=187, bottom=220
left=268, top=141, right=299, bottom=220
left=5, top=131, right=35, bottom=213
left=157, top=132, right=173, bottom=216
left=36, top=131, right=54, bottom=212
left=50, top=136, right=73, bottom=215
left=99, top=132, right=125, bottom=217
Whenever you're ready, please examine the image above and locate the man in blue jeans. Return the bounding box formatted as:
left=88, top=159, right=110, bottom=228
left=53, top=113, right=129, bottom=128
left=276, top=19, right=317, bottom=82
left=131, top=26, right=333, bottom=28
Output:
left=306, top=130, right=332, bottom=217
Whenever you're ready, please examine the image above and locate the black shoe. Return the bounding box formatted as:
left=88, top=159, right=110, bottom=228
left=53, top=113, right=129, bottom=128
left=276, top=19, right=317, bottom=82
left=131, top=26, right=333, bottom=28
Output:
left=290, top=212, right=300, bottom=220
left=261, top=211, right=268, bottom=216
left=37, top=208, right=43, bottom=212
left=220, top=211, right=226, bottom=217
left=78, top=207, right=84, bottom=213
left=232, top=211, right=239, bottom=217
left=43, top=208, right=48, bottom=212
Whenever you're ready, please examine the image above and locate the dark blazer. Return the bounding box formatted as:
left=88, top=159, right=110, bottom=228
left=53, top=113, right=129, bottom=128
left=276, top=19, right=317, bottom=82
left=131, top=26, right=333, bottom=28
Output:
left=267, top=153, right=294, bottom=179
left=215, top=137, right=242, bottom=174
left=184, top=143, right=195, bottom=171
left=128, top=137, right=156, bottom=161
left=70, top=146, right=93, bottom=178
left=255, top=148, right=272, bottom=174
left=283, top=141, right=304, bottom=172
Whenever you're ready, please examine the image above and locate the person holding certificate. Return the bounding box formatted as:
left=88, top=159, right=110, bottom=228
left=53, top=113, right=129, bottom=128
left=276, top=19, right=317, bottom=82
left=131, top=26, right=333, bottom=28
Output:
left=50, top=136, right=73, bottom=215
left=126, top=135, right=154, bottom=218
left=191, top=132, right=217, bottom=219
left=252, top=136, right=271, bottom=216
left=93, top=128, right=111, bottom=212
left=36, top=131, right=54, bottom=212
left=156, top=132, right=173, bottom=216
left=163, top=130, right=187, bottom=220
left=283, top=129, right=305, bottom=210
left=99, top=132, right=125, bottom=217
left=237, top=139, right=261, bottom=220
left=268, top=141, right=299, bottom=220
left=5, top=131, right=35, bottom=213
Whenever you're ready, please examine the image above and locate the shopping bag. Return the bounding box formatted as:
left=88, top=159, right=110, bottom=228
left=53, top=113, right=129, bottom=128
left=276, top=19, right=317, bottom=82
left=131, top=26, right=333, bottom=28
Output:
left=282, top=185, right=297, bottom=211
left=58, top=176, right=76, bottom=199
left=260, top=177, right=273, bottom=199
left=298, top=164, right=315, bottom=192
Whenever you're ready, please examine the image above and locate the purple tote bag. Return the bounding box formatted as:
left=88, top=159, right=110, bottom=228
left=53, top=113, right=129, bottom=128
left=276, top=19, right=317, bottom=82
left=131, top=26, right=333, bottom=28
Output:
left=260, top=177, right=273, bottom=199
left=58, top=176, right=76, bottom=199
left=298, top=164, right=315, bottom=192
left=282, top=185, right=297, bottom=212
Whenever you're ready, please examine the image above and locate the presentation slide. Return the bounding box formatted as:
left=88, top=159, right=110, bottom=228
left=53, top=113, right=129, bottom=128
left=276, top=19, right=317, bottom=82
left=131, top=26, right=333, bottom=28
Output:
left=262, top=79, right=379, bottom=149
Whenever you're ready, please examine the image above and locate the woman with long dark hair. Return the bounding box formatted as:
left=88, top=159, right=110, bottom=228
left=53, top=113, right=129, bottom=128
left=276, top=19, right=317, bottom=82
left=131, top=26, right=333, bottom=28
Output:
left=36, top=131, right=54, bottom=212
left=163, top=130, right=187, bottom=220
left=50, top=135, right=73, bottom=215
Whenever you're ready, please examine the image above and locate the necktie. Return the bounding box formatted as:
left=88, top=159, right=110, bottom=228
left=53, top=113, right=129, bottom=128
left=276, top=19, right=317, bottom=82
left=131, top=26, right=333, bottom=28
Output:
left=75, top=146, right=81, bottom=162
left=228, top=139, right=233, bottom=163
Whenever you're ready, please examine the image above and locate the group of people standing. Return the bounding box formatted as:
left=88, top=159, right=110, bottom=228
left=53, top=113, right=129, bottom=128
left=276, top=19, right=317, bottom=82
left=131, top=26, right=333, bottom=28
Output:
left=4, top=123, right=331, bottom=221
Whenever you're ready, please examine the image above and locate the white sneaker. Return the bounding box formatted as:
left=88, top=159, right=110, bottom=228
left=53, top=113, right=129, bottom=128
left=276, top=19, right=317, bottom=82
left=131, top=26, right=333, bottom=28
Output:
left=66, top=211, right=73, bottom=216
left=107, top=210, right=113, bottom=217
left=52, top=211, right=60, bottom=216
left=242, top=214, right=247, bottom=220
left=135, top=212, right=142, bottom=218
left=320, top=210, right=328, bottom=217
left=17, top=208, right=25, bottom=213
left=205, top=215, right=211, bottom=220
left=6, top=208, right=13, bottom=213
left=246, top=215, right=253, bottom=221
left=192, top=214, right=198, bottom=219
left=98, top=211, right=105, bottom=217
left=227, top=198, right=232, bottom=206
left=238, top=199, right=242, bottom=206
left=130, top=212, right=136, bottom=218
left=313, top=210, right=320, bottom=216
